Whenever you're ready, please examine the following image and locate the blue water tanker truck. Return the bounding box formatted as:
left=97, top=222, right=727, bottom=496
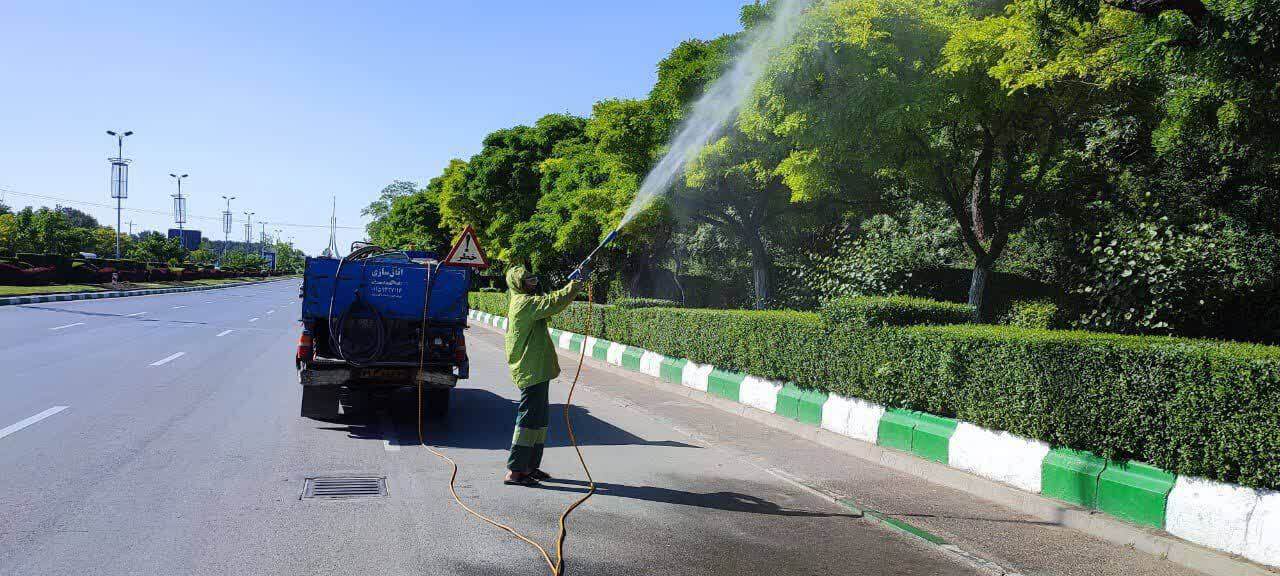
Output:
left=296, top=245, right=472, bottom=419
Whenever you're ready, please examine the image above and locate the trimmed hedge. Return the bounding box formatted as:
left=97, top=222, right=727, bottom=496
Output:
left=821, top=295, right=972, bottom=328
left=612, top=297, right=682, bottom=309
left=468, top=292, right=1280, bottom=489
left=999, top=298, right=1064, bottom=330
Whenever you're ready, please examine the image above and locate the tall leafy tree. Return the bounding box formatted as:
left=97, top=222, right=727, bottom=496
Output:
left=372, top=189, right=449, bottom=252
left=363, top=180, right=419, bottom=243
left=747, top=0, right=1099, bottom=318
left=444, top=114, right=588, bottom=263
left=128, top=231, right=186, bottom=263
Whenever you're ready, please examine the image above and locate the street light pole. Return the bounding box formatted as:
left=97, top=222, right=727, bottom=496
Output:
left=221, top=195, right=236, bottom=259
left=244, top=211, right=254, bottom=247
left=106, top=130, right=133, bottom=259
left=169, top=173, right=189, bottom=239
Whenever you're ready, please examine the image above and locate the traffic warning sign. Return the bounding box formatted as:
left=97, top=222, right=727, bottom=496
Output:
left=443, top=225, right=489, bottom=268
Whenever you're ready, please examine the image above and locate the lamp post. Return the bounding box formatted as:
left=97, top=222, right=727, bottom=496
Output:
left=221, top=196, right=236, bottom=258
left=243, top=211, right=254, bottom=247
left=169, top=173, right=189, bottom=237
left=106, top=130, right=133, bottom=258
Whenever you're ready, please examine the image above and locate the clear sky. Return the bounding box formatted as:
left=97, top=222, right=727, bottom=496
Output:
left=0, top=0, right=744, bottom=254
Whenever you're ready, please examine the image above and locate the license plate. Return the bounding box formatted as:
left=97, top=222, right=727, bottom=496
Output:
left=357, top=368, right=411, bottom=381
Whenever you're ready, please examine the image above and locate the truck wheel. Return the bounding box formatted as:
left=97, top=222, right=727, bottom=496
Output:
left=301, top=387, right=340, bottom=419
left=425, top=389, right=450, bottom=418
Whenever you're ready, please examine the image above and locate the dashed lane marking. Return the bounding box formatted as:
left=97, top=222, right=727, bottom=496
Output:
left=49, top=323, right=85, bottom=331
left=126, top=312, right=147, bottom=317
left=150, top=352, right=186, bottom=366
left=0, top=406, right=69, bottom=440
left=216, top=330, right=234, bottom=337
left=249, top=317, right=259, bottom=323
left=172, top=305, right=187, bottom=310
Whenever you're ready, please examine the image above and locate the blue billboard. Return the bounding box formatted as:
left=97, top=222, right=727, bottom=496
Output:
left=167, top=229, right=202, bottom=251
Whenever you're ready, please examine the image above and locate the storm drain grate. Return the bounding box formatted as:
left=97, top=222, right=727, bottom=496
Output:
left=301, top=477, right=387, bottom=500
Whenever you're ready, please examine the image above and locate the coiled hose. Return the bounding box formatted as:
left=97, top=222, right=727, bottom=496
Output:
left=326, top=245, right=407, bottom=367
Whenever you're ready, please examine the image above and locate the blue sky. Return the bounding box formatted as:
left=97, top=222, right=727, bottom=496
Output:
left=0, top=1, right=744, bottom=254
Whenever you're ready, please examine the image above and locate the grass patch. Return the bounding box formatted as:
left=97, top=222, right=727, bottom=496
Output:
left=0, top=276, right=276, bottom=297
left=0, top=284, right=106, bottom=296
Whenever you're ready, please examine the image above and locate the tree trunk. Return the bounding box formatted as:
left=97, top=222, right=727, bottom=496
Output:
left=745, top=234, right=772, bottom=310
left=673, top=243, right=687, bottom=306
left=968, top=256, right=993, bottom=323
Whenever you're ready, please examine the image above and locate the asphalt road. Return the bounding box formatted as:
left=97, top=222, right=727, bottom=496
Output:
left=0, top=280, right=1200, bottom=576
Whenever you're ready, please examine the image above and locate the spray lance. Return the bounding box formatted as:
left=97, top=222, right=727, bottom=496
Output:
left=567, top=227, right=620, bottom=281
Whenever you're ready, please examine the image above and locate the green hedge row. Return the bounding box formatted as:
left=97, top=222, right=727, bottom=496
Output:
left=821, top=295, right=973, bottom=328
left=469, top=293, right=1280, bottom=489
left=612, top=297, right=682, bottom=309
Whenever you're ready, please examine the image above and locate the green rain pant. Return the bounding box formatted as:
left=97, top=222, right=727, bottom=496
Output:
left=507, top=381, right=549, bottom=472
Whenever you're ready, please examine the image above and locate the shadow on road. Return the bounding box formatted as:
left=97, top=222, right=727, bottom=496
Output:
left=320, top=387, right=697, bottom=451
left=536, top=478, right=849, bottom=518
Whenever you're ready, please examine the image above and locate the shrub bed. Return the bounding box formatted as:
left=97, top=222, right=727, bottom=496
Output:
left=468, top=292, right=1280, bottom=489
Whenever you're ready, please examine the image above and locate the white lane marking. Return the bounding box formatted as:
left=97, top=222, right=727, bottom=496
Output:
left=267, top=310, right=275, bottom=315
left=126, top=312, right=147, bottom=317
left=380, top=413, right=401, bottom=452
left=216, top=330, right=234, bottom=337
left=150, top=352, right=186, bottom=366
left=0, top=406, right=68, bottom=440
left=204, top=301, right=214, bottom=304
left=49, top=323, right=85, bottom=331
left=249, top=317, right=259, bottom=323
left=171, top=305, right=187, bottom=310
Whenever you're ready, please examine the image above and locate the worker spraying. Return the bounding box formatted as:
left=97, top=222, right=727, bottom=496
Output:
left=502, top=263, right=590, bottom=486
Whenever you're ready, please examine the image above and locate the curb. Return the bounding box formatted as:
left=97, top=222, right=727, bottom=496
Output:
left=0, top=278, right=294, bottom=307
left=469, top=308, right=1280, bottom=576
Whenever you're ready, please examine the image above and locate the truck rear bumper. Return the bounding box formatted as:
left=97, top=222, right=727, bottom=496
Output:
left=298, top=365, right=459, bottom=389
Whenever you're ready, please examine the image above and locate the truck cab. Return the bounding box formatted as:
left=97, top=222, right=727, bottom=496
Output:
left=296, top=250, right=471, bottom=419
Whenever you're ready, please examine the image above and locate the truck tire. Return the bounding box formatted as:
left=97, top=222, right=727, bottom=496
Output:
left=300, top=386, right=340, bottom=419
left=425, top=389, right=450, bottom=418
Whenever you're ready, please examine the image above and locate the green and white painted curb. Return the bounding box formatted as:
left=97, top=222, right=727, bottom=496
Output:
left=468, top=308, right=1280, bottom=569
left=0, top=279, right=284, bottom=308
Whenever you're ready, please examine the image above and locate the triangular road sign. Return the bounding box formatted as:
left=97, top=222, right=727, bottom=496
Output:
left=443, top=225, right=490, bottom=268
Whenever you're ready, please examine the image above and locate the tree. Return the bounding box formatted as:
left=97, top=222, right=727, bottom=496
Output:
left=363, top=180, right=419, bottom=243
left=745, top=0, right=1100, bottom=319
left=371, top=189, right=450, bottom=252
left=128, top=231, right=186, bottom=263
left=55, top=206, right=98, bottom=229
left=439, top=114, right=588, bottom=263
left=273, top=241, right=306, bottom=272
left=0, top=213, right=18, bottom=254
left=90, top=226, right=128, bottom=257
left=681, top=130, right=793, bottom=308
left=188, top=247, right=218, bottom=266
left=222, top=249, right=265, bottom=269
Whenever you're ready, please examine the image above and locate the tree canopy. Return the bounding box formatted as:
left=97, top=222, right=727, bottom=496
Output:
left=361, top=0, right=1280, bottom=341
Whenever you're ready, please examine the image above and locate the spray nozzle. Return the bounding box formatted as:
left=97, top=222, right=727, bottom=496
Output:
left=568, top=227, right=621, bottom=281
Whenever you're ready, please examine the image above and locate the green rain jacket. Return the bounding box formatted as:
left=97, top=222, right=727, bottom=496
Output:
left=504, top=266, right=583, bottom=389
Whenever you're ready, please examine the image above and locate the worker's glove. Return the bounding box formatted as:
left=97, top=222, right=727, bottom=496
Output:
left=573, top=265, right=592, bottom=281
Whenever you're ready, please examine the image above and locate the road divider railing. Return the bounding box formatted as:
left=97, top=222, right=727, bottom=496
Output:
left=466, top=305, right=1280, bottom=571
